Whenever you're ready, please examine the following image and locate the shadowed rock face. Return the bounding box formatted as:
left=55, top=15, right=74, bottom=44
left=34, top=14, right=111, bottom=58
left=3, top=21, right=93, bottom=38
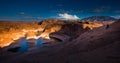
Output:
left=49, top=23, right=88, bottom=42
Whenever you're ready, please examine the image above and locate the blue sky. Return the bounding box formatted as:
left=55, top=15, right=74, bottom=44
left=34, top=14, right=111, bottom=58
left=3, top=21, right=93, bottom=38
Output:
left=0, top=0, right=120, bottom=21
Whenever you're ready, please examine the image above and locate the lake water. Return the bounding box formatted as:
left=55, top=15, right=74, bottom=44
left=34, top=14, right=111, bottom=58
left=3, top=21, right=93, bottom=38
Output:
left=36, top=38, right=43, bottom=47
left=19, top=38, right=43, bottom=52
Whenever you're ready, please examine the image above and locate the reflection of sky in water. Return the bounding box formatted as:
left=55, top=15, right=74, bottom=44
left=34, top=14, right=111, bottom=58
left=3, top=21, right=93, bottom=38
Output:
left=36, top=38, right=43, bottom=47
left=19, top=38, right=43, bottom=52
left=19, top=38, right=29, bottom=52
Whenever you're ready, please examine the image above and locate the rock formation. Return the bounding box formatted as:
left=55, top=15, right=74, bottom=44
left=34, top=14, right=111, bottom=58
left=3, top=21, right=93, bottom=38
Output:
left=0, top=20, right=120, bottom=63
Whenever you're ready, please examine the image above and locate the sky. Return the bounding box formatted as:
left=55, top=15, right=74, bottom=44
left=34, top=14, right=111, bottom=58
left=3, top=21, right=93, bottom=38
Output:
left=0, top=0, right=120, bottom=21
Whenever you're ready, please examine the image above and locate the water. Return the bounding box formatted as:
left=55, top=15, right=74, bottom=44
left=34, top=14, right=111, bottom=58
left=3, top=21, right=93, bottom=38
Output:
left=18, top=37, right=29, bottom=52
left=36, top=38, right=43, bottom=47
left=18, top=38, right=43, bottom=52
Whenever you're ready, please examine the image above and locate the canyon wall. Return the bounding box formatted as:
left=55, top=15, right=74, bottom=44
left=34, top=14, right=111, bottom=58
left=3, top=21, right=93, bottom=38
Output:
left=0, top=20, right=106, bottom=48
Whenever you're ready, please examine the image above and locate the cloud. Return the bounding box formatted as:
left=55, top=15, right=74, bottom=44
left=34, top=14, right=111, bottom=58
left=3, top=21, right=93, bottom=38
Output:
left=91, top=8, right=105, bottom=13
left=56, top=4, right=63, bottom=7
left=51, top=9, right=70, bottom=13
left=57, top=13, right=80, bottom=20
left=111, top=15, right=120, bottom=19
left=19, top=12, right=25, bottom=15
left=114, top=10, right=120, bottom=13
left=89, top=6, right=110, bottom=13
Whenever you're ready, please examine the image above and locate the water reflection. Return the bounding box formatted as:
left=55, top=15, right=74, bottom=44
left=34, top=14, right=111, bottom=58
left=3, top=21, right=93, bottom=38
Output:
left=36, top=38, right=43, bottom=47
left=18, top=37, right=29, bottom=52
left=18, top=37, right=43, bottom=52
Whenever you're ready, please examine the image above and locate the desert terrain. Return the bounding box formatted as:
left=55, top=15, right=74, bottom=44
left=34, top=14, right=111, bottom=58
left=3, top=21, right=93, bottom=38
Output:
left=0, top=19, right=119, bottom=63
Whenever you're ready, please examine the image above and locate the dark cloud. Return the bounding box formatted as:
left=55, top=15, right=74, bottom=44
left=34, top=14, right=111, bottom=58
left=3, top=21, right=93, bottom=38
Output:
left=51, top=9, right=70, bottom=13
left=114, top=10, right=120, bottom=13
left=88, top=6, right=111, bottom=13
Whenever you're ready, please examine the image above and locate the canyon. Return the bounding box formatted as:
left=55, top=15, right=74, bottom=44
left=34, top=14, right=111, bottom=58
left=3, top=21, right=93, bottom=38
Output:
left=0, top=20, right=107, bottom=48
left=0, top=19, right=119, bottom=63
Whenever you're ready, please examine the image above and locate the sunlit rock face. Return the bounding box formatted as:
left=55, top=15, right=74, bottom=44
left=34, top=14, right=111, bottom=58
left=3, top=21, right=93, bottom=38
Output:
left=0, top=20, right=63, bottom=48
left=0, top=38, right=13, bottom=48
left=40, top=26, right=62, bottom=39
left=0, top=33, right=22, bottom=48
left=12, top=32, right=26, bottom=40
left=0, top=21, right=40, bottom=48
left=83, top=23, right=103, bottom=30
left=82, top=21, right=114, bottom=30
left=0, top=32, right=26, bottom=48
left=0, top=28, right=59, bottom=48
left=26, top=31, right=38, bottom=39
